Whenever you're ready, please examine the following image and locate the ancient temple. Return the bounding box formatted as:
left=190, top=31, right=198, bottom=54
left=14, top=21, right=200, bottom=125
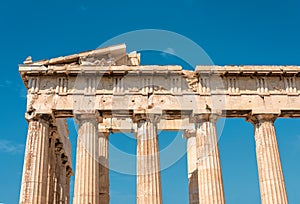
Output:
left=19, top=44, right=296, bottom=204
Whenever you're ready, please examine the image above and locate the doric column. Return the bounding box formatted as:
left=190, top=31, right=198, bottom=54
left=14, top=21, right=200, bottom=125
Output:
left=98, top=129, right=110, bottom=204
left=45, top=128, right=56, bottom=204
left=53, top=140, right=63, bottom=203
left=135, top=114, right=162, bottom=204
left=19, top=115, right=51, bottom=204
left=73, top=114, right=100, bottom=204
left=247, top=114, right=288, bottom=204
left=183, top=130, right=199, bottom=204
left=194, top=114, right=225, bottom=204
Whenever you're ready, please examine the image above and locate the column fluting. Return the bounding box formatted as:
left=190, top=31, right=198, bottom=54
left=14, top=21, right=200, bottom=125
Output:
left=73, top=114, right=100, bottom=204
left=195, top=115, right=225, bottom=204
left=135, top=114, right=162, bottom=204
left=184, top=130, right=199, bottom=204
left=19, top=115, right=51, bottom=204
left=99, top=130, right=110, bottom=204
left=247, top=114, right=288, bottom=204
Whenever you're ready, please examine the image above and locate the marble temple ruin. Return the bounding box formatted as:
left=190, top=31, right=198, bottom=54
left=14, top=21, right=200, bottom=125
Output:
left=18, top=44, right=296, bottom=204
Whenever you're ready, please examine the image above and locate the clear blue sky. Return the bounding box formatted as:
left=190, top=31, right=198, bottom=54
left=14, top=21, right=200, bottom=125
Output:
left=0, top=0, right=300, bottom=203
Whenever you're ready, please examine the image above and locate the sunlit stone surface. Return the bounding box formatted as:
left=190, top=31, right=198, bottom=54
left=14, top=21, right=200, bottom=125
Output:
left=18, top=44, right=296, bottom=203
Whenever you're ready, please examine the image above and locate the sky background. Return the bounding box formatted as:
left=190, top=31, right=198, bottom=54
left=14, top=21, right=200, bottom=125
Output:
left=0, top=0, right=300, bottom=203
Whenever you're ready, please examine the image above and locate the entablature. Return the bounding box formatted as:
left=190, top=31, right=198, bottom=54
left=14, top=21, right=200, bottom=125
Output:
left=19, top=45, right=300, bottom=121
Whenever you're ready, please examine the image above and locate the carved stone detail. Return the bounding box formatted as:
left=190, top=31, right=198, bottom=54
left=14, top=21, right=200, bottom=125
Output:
left=194, top=115, right=225, bottom=204
left=183, top=130, right=199, bottom=204
left=247, top=114, right=288, bottom=204
left=19, top=117, right=50, bottom=204
left=136, top=117, right=162, bottom=204
left=19, top=45, right=298, bottom=204
left=73, top=116, right=100, bottom=204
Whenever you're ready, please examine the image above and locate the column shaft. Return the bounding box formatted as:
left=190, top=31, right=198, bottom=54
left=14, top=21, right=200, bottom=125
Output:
left=73, top=117, right=100, bottom=204
left=185, top=131, right=199, bottom=204
left=65, top=174, right=71, bottom=204
left=250, top=115, right=288, bottom=204
left=99, top=131, right=110, bottom=204
left=136, top=118, right=162, bottom=204
left=54, top=139, right=72, bottom=204
left=53, top=151, right=61, bottom=203
left=46, top=135, right=55, bottom=204
left=59, top=163, right=66, bottom=203
left=195, top=117, right=225, bottom=204
left=19, top=118, right=50, bottom=204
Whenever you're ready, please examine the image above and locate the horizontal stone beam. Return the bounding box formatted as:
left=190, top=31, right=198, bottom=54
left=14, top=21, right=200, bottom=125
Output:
left=20, top=65, right=300, bottom=76
left=98, top=118, right=194, bottom=132
left=27, top=93, right=300, bottom=117
left=20, top=65, right=300, bottom=119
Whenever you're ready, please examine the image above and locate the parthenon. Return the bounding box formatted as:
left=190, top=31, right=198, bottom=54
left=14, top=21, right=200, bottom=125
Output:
left=18, top=43, right=298, bottom=204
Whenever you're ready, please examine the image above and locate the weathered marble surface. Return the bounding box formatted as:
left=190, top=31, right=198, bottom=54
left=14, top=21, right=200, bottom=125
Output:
left=19, top=44, right=295, bottom=204
left=136, top=115, right=162, bottom=204
left=248, top=115, right=288, bottom=204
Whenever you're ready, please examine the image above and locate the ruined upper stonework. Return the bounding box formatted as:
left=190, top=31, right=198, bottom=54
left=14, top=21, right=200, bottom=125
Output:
left=19, top=43, right=297, bottom=204
left=23, top=43, right=140, bottom=66
left=19, top=43, right=300, bottom=119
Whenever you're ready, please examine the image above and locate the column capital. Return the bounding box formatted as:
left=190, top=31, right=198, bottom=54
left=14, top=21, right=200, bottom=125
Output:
left=191, top=114, right=218, bottom=123
left=98, top=131, right=110, bottom=138
left=25, top=112, right=53, bottom=123
left=246, top=114, right=277, bottom=124
left=98, top=123, right=110, bottom=137
left=182, top=129, right=196, bottom=139
left=75, top=112, right=103, bottom=124
left=132, top=113, right=161, bottom=124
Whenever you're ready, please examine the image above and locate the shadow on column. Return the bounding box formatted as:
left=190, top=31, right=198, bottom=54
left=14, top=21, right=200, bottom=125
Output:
left=189, top=169, right=199, bottom=204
